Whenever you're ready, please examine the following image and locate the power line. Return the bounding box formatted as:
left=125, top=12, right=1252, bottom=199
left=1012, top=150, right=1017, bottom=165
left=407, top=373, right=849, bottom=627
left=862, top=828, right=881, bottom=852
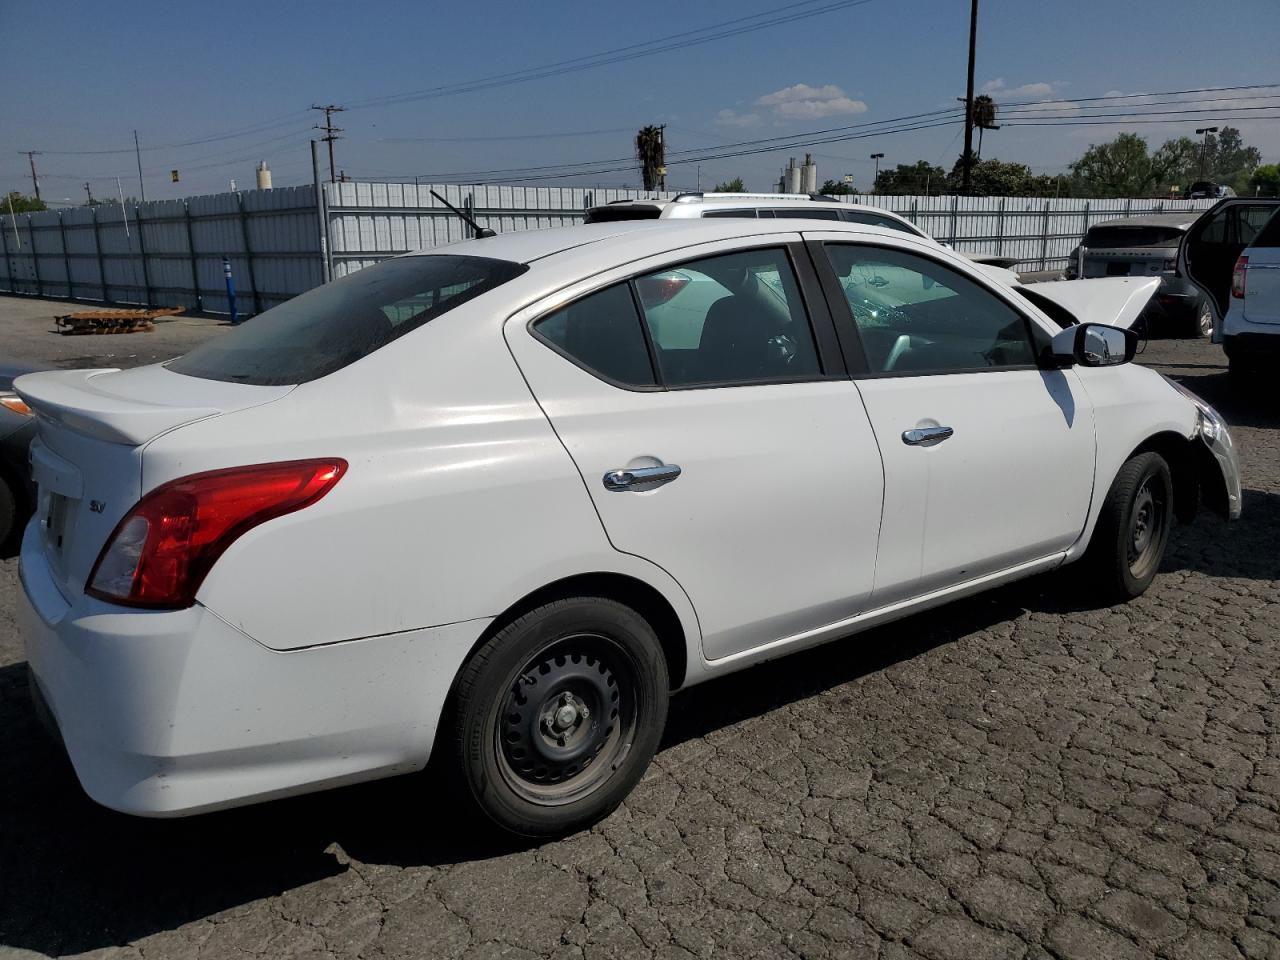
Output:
left=346, top=0, right=877, bottom=111
left=378, top=127, right=637, bottom=143
left=995, top=82, right=1280, bottom=109
left=30, top=110, right=314, bottom=156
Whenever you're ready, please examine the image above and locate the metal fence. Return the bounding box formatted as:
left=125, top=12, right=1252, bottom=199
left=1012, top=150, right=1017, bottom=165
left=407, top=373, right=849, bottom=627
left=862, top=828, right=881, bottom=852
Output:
left=0, top=183, right=1216, bottom=316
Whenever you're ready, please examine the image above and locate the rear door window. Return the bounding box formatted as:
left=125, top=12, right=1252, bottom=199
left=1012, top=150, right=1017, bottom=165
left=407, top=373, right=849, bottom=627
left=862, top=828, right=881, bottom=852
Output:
left=532, top=284, right=657, bottom=387
left=168, top=255, right=528, bottom=385
left=760, top=208, right=843, bottom=221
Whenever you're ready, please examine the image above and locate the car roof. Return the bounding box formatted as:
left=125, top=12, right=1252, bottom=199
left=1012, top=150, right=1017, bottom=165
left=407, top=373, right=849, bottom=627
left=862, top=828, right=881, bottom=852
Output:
left=1086, top=213, right=1197, bottom=230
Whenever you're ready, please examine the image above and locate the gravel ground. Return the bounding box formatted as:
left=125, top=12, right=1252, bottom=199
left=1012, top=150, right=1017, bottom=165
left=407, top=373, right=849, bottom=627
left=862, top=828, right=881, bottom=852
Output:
left=0, top=295, right=229, bottom=371
left=0, top=295, right=1277, bottom=960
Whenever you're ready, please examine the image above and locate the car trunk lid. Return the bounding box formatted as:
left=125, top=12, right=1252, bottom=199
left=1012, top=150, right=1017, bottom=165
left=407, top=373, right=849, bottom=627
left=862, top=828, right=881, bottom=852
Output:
left=14, top=365, right=292, bottom=600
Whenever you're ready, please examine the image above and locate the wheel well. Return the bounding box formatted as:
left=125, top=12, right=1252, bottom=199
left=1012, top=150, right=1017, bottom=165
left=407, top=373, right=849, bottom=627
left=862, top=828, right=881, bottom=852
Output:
left=1130, top=431, right=1199, bottom=522
left=462, top=573, right=689, bottom=692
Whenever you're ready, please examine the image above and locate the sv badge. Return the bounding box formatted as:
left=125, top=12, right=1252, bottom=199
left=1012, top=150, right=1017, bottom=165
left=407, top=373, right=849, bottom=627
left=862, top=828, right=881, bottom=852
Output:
left=89, top=500, right=106, bottom=514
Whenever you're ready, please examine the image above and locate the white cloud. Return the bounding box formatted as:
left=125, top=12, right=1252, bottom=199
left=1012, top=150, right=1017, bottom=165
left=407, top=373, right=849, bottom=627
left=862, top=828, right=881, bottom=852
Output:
left=753, top=83, right=868, bottom=121
left=713, top=108, right=762, bottom=128
left=981, top=78, right=1058, bottom=100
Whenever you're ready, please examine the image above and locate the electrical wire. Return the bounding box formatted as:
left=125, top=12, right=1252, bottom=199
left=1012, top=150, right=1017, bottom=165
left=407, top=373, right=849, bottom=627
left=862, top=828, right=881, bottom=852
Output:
left=346, top=0, right=877, bottom=111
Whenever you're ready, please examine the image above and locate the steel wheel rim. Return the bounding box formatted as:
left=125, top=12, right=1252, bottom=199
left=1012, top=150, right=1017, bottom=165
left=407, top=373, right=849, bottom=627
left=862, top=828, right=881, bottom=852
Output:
left=1127, top=476, right=1167, bottom=579
left=495, top=632, right=639, bottom=806
left=1198, top=303, right=1213, bottom=337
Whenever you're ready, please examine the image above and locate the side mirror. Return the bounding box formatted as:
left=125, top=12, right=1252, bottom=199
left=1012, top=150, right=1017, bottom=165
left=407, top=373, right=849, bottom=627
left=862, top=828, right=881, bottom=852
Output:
left=1049, top=323, right=1137, bottom=368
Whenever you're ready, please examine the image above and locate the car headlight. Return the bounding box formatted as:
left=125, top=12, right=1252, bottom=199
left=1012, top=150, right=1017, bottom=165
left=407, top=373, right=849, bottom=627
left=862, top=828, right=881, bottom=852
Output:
left=1160, top=374, right=1225, bottom=437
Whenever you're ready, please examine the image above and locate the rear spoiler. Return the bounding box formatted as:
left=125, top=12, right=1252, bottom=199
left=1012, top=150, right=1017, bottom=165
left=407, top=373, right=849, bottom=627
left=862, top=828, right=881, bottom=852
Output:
left=1016, top=277, right=1159, bottom=330
left=14, top=369, right=220, bottom=446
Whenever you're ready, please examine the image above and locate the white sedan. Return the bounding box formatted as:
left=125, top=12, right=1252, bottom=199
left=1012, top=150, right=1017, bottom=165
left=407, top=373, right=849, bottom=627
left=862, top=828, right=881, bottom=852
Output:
left=16, top=219, right=1241, bottom=836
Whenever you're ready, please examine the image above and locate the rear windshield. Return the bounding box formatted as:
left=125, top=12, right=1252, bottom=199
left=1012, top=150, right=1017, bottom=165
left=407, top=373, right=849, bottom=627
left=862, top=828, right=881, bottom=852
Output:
left=168, top=255, right=528, bottom=385
left=1084, top=225, right=1183, bottom=248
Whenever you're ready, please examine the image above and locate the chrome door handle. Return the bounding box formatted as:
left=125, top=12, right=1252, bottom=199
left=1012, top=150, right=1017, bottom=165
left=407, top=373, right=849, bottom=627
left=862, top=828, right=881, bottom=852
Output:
left=603, top=464, right=682, bottom=491
left=902, top=426, right=954, bottom=447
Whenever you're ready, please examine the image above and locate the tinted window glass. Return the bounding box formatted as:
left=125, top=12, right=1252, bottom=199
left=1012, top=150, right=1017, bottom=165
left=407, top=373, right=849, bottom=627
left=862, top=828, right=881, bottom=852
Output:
left=168, top=255, right=527, bottom=385
left=761, top=207, right=842, bottom=221
left=533, top=283, right=656, bottom=386
left=636, top=248, right=821, bottom=386
left=825, top=245, right=1035, bottom=374
left=1253, top=209, right=1280, bottom=248
left=702, top=209, right=757, bottom=218
left=843, top=211, right=920, bottom=235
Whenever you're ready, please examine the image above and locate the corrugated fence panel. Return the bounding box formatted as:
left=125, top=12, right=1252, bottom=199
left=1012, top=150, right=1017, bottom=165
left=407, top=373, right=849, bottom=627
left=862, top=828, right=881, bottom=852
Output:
left=1, top=185, right=1218, bottom=310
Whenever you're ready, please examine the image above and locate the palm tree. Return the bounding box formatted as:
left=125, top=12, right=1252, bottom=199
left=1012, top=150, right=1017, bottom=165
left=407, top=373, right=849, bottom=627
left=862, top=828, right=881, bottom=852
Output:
left=636, top=126, right=665, bottom=192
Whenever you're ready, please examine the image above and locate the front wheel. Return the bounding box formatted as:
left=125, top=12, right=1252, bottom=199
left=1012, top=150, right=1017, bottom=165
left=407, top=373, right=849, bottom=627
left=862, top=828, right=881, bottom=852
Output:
left=1079, top=452, right=1173, bottom=602
left=448, top=597, right=669, bottom=837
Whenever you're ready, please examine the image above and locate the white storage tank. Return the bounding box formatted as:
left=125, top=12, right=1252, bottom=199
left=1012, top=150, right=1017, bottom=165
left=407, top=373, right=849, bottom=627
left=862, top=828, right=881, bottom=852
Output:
left=256, top=161, right=273, bottom=190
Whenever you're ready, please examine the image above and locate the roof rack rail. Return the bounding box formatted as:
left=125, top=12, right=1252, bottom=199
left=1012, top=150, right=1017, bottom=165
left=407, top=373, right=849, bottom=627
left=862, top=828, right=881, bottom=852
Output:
left=671, top=192, right=829, bottom=204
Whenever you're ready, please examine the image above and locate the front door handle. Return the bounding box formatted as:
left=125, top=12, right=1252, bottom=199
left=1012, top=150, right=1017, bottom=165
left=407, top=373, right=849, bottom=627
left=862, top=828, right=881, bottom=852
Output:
left=902, top=426, right=954, bottom=447
left=603, top=464, right=682, bottom=492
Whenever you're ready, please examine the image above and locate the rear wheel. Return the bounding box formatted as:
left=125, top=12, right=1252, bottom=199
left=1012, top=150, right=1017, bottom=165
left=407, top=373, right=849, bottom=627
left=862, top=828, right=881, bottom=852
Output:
left=1079, top=452, right=1173, bottom=602
left=1187, top=299, right=1213, bottom=339
left=448, top=597, right=669, bottom=837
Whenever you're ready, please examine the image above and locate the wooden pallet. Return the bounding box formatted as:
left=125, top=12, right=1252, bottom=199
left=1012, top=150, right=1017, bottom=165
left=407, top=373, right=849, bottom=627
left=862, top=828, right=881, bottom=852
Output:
left=54, top=307, right=183, bottom=336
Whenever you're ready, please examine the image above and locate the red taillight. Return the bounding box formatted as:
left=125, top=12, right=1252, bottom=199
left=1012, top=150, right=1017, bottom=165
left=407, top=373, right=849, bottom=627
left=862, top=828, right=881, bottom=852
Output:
left=635, top=272, right=690, bottom=307
left=86, top=458, right=347, bottom=608
left=1232, top=255, right=1249, bottom=299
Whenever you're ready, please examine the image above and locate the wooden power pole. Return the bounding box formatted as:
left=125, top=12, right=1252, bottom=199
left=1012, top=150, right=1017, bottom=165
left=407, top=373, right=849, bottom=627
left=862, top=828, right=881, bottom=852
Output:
left=961, top=0, right=978, bottom=194
left=312, top=104, right=346, bottom=183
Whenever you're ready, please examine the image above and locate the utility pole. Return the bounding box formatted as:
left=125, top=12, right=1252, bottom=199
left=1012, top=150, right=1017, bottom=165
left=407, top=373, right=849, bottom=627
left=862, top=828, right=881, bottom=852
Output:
left=312, top=104, right=346, bottom=183
left=870, top=153, right=884, bottom=193
left=1196, top=126, right=1219, bottom=181
left=961, top=0, right=978, bottom=194
left=658, top=124, right=667, bottom=191
left=24, top=151, right=42, bottom=200
left=133, top=130, right=146, bottom=202
left=84, top=181, right=94, bottom=204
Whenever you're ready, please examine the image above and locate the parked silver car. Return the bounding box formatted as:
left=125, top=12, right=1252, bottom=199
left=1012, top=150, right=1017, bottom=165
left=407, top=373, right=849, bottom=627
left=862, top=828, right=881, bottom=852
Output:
left=1065, top=213, right=1211, bottom=338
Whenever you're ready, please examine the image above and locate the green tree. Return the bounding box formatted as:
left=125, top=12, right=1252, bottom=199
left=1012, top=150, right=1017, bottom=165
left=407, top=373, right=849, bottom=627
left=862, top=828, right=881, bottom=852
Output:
left=946, top=157, right=1058, bottom=197
left=3, top=191, right=46, bottom=213
left=874, top=160, right=946, bottom=195
left=635, top=126, right=665, bottom=192
left=1068, top=133, right=1171, bottom=197
left=713, top=177, right=746, bottom=192
left=1250, top=164, right=1280, bottom=197
left=1204, top=127, right=1262, bottom=192
left=818, top=179, right=856, bottom=195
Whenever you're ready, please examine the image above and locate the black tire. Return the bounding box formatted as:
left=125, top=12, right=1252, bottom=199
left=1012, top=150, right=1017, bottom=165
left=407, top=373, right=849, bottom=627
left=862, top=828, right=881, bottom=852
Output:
left=0, top=475, right=17, bottom=556
left=448, top=597, right=669, bottom=837
left=1080, top=452, right=1173, bottom=602
left=1186, top=299, right=1214, bottom=340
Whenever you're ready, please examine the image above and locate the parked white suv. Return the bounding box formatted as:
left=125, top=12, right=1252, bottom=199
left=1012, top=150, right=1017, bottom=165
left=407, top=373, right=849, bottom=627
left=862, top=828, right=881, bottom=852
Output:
left=18, top=218, right=1240, bottom=836
left=586, top=192, right=1021, bottom=271
left=1177, top=198, right=1280, bottom=379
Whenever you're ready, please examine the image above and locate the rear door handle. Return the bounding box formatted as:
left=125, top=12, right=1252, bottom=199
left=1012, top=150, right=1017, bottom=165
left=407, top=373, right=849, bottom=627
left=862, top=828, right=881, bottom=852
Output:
left=603, top=464, right=682, bottom=491
left=902, top=426, right=954, bottom=447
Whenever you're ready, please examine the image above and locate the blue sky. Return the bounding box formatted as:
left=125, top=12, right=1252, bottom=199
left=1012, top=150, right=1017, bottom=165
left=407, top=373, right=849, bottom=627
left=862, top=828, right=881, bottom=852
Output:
left=3, top=0, right=1278, bottom=201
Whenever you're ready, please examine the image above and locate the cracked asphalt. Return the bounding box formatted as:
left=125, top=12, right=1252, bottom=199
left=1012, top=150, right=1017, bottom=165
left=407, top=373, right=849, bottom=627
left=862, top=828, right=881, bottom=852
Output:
left=1, top=296, right=1278, bottom=960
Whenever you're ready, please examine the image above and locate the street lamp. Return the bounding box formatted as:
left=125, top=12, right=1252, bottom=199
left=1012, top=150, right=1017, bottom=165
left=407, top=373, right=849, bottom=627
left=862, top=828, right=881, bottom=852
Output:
left=870, top=153, right=884, bottom=193
left=1196, top=127, right=1219, bottom=181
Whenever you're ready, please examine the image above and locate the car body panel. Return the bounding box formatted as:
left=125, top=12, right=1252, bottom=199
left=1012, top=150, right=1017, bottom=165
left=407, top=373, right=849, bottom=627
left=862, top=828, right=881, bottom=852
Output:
left=1011, top=277, right=1160, bottom=330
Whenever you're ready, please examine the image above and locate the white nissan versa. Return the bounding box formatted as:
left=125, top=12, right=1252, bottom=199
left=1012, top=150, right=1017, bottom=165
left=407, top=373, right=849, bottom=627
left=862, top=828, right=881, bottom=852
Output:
left=17, top=219, right=1241, bottom=836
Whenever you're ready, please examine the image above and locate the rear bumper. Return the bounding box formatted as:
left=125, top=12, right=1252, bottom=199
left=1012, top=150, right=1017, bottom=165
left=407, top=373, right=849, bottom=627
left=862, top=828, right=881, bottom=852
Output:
left=1223, top=332, right=1280, bottom=361
left=18, top=526, right=488, bottom=817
